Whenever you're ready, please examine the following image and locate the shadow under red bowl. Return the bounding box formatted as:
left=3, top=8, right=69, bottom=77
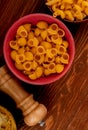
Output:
left=3, top=13, right=75, bottom=85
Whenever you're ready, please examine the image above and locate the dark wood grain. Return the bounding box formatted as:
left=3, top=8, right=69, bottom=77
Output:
left=0, top=0, right=88, bottom=130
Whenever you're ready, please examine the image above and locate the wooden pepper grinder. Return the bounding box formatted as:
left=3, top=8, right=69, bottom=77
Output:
left=0, top=65, right=47, bottom=126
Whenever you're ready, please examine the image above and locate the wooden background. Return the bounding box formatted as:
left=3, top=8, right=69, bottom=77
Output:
left=0, top=0, right=88, bottom=130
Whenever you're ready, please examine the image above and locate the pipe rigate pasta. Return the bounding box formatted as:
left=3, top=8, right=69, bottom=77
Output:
left=41, top=41, right=52, bottom=49
left=27, top=37, right=39, bottom=47
left=35, top=67, right=44, bottom=78
left=24, top=52, right=33, bottom=61
left=34, top=28, right=41, bottom=37
left=31, top=61, right=38, bottom=70
left=28, top=31, right=34, bottom=39
left=47, top=63, right=56, bottom=73
left=36, top=46, right=45, bottom=55
left=10, top=50, right=18, bottom=61
left=46, top=48, right=57, bottom=58
left=44, top=63, right=56, bottom=76
left=55, top=56, right=61, bottom=64
left=44, top=68, right=51, bottom=76
left=17, top=25, right=27, bottom=38
left=28, top=72, right=37, bottom=80
left=51, top=34, right=62, bottom=45
left=44, top=55, right=55, bottom=63
left=58, top=28, right=65, bottom=37
left=23, top=61, right=32, bottom=71
left=57, top=45, right=66, bottom=54
left=40, top=30, right=48, bottom=40
left=34, top=54, right=44, bottom=64
left=36, top=36, right=43, bottom=43
left=9, top=40, right=19, bottom=50
left=60, top=53, right=69, bottom=64
left=61, top=40, right=69, bottom=48
left=55, top=64, right=64, bottom=73
left=16, top=54, right=25, bottom=64
left=18, top=47, right=25, bottom=54
left=47, top=23, right=59, bottom=35
left=23, top=23, right=31, bottom=33
left=15, top=62, right=24, bottom=70
left=17, top=37, right=27, bottom=46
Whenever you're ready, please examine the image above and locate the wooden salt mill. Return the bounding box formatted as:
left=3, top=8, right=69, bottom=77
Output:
left=0, top=65, right=47, bottom=126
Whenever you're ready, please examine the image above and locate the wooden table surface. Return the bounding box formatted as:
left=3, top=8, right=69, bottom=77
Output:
left=0, top=0, right=88, bottom=130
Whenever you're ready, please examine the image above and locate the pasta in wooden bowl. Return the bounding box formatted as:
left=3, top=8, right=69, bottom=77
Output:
left=45, top=0, right=88, bottom=23
left=3, top=13, right=75, bottom=85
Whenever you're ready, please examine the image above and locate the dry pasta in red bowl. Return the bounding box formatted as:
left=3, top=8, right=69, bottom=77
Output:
left=3, top=13, right=75, bottom=85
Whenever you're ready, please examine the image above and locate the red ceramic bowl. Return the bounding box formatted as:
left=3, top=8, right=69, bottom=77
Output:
left=3, top=13, right=75, bottom=85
